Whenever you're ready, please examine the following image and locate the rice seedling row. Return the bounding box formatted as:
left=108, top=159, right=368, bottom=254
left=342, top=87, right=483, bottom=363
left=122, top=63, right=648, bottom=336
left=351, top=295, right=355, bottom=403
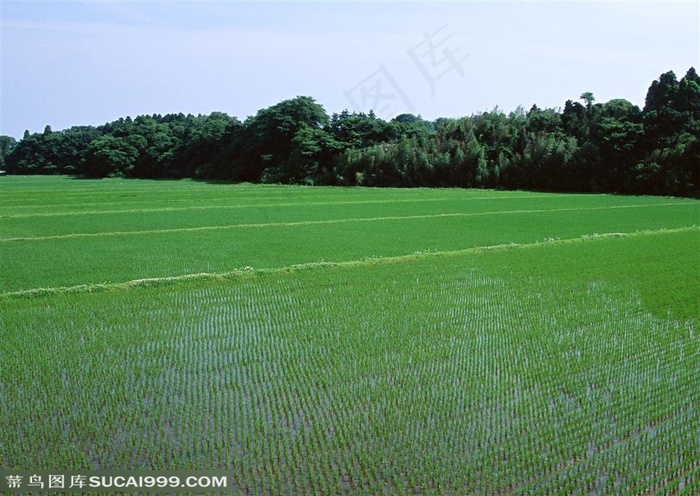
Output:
left=2, top=208, right=697, bottom=295
left=2, top=229, right=698, bottom=493
left=1, top=177, right=697, bottom=493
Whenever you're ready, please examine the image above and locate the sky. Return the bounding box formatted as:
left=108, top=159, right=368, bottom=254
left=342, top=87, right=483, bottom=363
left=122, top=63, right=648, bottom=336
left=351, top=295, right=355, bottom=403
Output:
left=1, top=1, right=699, bottom=139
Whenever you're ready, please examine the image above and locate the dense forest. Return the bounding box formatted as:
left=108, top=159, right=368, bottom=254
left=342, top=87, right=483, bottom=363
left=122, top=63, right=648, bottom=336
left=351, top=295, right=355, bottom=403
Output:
left=2, top=68, right=699, bottom=197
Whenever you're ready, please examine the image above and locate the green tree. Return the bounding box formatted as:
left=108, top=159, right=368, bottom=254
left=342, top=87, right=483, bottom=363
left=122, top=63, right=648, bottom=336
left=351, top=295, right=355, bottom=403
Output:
left=83, top=135, right=139, bottom=177
left=3, top=131, right=54, bottom=174
left=328, top=110, right=392, bottom=149
left=643, top=70, right=683, bottom=148
left=639, top=68, right=699, bottom=196
left=390, top=113, right=434, bottom=146
left=282, top=124, right=343, bottom=184
left=171, top=112, right=240, bottom=178
left=675, top=67, right=700, bottom=119
left=0, top=136, right=17, bottom=170
left=2, top=69, right=695, bottom=196
left=244, top=96, right=330, bottom=182
left=580, top=92, right=595, bottom=111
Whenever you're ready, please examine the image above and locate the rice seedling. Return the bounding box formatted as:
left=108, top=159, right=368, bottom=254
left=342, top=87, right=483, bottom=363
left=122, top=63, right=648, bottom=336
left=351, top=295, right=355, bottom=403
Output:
left=1, top=176, right=697, bottom=493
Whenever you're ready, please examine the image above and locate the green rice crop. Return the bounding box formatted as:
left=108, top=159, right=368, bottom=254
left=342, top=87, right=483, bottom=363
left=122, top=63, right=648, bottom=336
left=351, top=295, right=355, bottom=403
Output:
left=1, top=176, right=698, bottom=493
left=1, top=177, right=697, bottom=293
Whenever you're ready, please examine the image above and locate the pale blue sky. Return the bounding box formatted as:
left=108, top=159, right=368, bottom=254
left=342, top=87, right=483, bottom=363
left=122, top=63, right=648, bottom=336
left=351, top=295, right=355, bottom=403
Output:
left=2, top=1, right=698, bottom=138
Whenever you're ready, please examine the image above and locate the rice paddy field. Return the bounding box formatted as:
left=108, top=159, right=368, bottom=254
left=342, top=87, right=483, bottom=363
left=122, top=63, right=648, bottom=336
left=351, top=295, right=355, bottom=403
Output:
left=1, top=176, right=699, bottom=494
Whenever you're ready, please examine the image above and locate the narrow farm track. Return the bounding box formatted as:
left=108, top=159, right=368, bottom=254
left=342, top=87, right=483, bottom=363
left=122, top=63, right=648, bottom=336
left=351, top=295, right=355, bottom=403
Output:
left=2, top=225, right=696, bottom=299
left=1, top=202, right=694, bottom=242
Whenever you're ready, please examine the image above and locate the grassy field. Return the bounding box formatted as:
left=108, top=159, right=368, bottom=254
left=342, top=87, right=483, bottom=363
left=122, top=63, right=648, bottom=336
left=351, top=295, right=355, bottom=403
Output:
left=1, top=176, right=699, bottom=493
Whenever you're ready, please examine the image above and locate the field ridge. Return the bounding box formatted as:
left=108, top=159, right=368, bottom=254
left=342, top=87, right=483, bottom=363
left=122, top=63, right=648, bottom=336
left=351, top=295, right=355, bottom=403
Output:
left=3, top=225, right=696, bottom=300
left=1, top=202, right=693, bottom=242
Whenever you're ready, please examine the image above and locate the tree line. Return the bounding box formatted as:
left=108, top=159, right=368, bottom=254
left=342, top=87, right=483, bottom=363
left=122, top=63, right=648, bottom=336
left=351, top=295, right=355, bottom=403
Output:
left=2, top=68, right=698, bottom=197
